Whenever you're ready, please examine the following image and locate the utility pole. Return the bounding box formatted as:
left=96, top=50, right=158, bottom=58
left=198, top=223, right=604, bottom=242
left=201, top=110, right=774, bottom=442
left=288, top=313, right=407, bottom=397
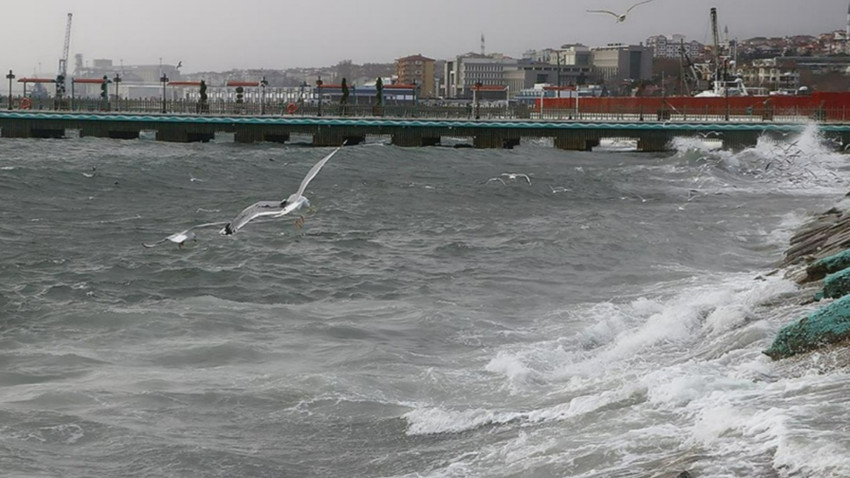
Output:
left=160, top=73, right=168, bottom=113
left=113, top=73, right=122, bottom=111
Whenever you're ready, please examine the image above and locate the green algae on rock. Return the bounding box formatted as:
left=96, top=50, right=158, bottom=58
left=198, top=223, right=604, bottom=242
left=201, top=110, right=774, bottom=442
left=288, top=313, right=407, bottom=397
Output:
left=807, top=249, right=850, bottom=283
left=822, top=266, right=850, bottom=299
left=764, top=294, right=850, bottom=360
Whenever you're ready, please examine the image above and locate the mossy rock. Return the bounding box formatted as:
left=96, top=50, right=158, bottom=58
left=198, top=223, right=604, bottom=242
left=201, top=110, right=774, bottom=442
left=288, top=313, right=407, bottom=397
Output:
left=807, top=249, right=850, bottom=282
left=764, top=294, right=850, bottom=359
left=823, top=266, right=850, bottom=299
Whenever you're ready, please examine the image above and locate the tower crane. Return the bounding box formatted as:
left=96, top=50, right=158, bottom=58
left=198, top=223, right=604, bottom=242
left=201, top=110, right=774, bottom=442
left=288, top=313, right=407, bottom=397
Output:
left=56, top=13, right=72, bottom=101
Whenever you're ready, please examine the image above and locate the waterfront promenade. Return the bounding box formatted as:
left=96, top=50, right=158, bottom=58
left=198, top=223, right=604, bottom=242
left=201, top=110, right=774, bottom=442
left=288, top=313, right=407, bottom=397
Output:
left=2, top=109, right=850, bottom=151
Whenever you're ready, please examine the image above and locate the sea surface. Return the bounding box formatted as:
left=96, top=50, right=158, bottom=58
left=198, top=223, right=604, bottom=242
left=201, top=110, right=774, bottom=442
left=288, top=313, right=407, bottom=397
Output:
left=2, top=127, right=850, bottom=477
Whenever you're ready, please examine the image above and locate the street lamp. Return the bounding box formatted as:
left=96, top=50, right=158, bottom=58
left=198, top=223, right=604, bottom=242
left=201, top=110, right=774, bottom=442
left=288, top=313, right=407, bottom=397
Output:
left=6, top=70, right=15, bottom=110
left=113, top=73, right=122, bottom=111
left=160, top=73, right=169, bottom=113
left=260, top=76, right=268, bottom=115
left=474, top=81, right=482, bottom=120
left=316, top=76, right=323, bottom=117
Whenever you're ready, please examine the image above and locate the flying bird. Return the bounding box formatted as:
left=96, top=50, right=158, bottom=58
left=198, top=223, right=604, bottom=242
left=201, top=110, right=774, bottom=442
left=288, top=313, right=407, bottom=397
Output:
left=587, top=0, right=655, bottom=22
left=220, top=146, right=342, bottom=235
left=501, top=172, right=532, bottom=185
left=143, top=146, right=342, bottom=248
left=142, top=222, right=228, bottom=248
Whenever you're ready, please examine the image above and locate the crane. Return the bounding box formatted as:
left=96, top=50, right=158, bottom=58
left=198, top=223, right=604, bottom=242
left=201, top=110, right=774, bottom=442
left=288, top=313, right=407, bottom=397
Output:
left=56, top=13, right=72, bottom=101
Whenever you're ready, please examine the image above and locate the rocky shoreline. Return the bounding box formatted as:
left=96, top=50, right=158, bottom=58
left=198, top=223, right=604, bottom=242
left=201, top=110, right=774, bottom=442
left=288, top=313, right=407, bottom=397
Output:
left=765, top=197, right=850, bottom=359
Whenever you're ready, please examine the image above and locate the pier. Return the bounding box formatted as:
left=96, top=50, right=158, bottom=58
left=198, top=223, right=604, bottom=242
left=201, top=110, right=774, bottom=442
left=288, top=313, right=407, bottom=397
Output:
left=2, top=111, right=850, bottom=151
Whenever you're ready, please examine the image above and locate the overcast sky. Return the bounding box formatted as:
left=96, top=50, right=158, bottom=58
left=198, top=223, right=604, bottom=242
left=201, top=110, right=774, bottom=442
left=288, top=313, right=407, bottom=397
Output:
left=2, top=0, right=848, bottom=76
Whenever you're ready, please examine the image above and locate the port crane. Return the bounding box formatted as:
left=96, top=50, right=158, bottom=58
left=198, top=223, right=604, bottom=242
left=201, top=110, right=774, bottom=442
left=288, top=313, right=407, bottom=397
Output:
left=56, top=13, right=72, bottom=101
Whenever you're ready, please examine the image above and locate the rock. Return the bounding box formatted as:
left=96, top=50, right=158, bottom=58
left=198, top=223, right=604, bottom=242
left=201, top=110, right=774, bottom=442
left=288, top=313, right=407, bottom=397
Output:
left=764, top=294, right=850, bottom=360
left=676, top=472, right=693, bottom=478
left=807, top=249, right=850, bottom=282
left=823, top=266, right=850, bottom=299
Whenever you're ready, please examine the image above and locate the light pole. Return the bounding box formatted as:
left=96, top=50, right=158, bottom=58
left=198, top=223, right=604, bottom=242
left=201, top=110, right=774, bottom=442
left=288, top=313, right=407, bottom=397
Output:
left=113, top=73, right=122, bottom=111
left=474, top=81, right=482, bottom=120
left=6, top=70, right=14, bottom=110
left=316, top=76, right=323, bottom=117
left=260, top=76, right=268, bottom=115
left=160, top=73, right=168, bottom=113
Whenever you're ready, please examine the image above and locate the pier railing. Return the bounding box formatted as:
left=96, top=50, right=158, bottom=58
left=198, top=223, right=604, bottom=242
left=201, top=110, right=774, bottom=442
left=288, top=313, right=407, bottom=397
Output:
left=5, top=96, right=848, bottom=124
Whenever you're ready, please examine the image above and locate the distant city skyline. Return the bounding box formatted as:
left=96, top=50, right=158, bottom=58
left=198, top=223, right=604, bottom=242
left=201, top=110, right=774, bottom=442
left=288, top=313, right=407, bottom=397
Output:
left=2, top=0, right=848, bottom=77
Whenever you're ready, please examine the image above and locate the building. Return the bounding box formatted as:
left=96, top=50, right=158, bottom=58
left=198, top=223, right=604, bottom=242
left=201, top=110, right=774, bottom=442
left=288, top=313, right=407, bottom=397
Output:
left=645, top=34, right=704, bottom=59
left=739, top=58, right=800, bottom=92
left=396, top=54, right=436, bottom=98
left=590, top=44, right=653, bottom=86
left=442, top=54, right=518, bottom=99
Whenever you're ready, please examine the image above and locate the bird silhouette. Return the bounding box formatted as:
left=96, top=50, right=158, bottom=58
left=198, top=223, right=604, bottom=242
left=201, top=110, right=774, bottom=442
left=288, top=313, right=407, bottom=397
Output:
left=587, top=0, right=655, bottom=22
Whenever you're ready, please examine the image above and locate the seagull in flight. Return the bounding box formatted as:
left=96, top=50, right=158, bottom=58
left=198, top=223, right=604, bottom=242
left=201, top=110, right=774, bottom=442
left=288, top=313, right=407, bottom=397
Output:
left=143, top=222, right=228, bottom=248
left=500, top=172, right=532, bottom=185
left=220, top=145, right=342, bottom=235
left=587, top=0, right=655, bottom=22
left=143, top=146, right=342, bottom=248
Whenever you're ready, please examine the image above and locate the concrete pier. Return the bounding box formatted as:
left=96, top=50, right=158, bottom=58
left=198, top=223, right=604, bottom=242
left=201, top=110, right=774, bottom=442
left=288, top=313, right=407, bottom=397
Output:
left=1, top=111, right=847, bottom=152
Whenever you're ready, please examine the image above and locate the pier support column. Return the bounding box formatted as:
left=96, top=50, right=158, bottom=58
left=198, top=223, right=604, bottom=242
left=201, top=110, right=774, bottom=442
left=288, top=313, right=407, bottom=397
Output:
left=30, top=128, right=65, bottom=139
left=80, top=126, right=139, bottom=140
left=554, top=134, right=597, bottom=151
left=156, top=129, right=214, bottom=143
left=473, top=132, right=517, bottom=149
left=313, top=129, right=363, bottom=147
left=234, top=127, right=291, bottom=144
left=636, top=137, right=669, bottom=152
left=391, top=133, right=440, bottom=147
left=0, top=122, right=31, bottom=138
left=722, top=131, right=760, bottom=150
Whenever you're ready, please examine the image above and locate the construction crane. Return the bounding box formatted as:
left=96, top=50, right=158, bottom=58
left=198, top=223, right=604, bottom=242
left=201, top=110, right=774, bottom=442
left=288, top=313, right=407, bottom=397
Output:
left=56, top=13, right=72, bottom=101
left=678, top=40, right=701, bottom=96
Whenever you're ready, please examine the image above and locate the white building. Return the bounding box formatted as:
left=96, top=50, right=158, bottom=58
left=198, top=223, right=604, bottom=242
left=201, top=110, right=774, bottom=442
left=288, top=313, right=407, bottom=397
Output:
left=645, top=34, right=704, bottom=59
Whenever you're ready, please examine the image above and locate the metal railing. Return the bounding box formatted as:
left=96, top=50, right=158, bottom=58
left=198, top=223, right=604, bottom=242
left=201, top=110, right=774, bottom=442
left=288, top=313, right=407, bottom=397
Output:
left=4, top=95, right=847, bottom=123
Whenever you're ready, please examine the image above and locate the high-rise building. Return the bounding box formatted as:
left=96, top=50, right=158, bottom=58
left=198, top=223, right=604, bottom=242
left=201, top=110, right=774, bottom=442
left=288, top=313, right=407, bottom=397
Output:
left=396, top=54, right=436, bottom=98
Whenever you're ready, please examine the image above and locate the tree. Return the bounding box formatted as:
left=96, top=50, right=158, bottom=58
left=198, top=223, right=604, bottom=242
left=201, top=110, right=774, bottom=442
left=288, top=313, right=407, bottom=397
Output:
left=340, top=77, right=350, bottom=115
left=375, top=77, right=383, bottom=106
left=340, top=78, right=349, bottom=105
left=199, top=80, right=207, bottom=103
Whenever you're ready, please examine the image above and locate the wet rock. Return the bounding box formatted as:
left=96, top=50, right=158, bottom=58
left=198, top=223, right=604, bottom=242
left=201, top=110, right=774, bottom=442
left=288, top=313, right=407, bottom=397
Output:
left=823, top=266, right=850, bottom=299
left=806, top=249, right=850, bottom=282
left=764, top=294, right=850, bottom=360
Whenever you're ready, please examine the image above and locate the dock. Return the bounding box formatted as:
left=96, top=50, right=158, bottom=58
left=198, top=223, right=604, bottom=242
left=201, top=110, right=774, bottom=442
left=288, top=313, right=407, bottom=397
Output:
left=2, top=111, right=850, bottom=151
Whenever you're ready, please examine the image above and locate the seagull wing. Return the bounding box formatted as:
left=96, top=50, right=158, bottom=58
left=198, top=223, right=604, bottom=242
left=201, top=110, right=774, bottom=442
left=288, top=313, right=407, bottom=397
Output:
left=586, top=9, right=621, bottom=17
left=626, top=0, right=655, bottom=14
left=143, top=221, right=228, bottom=248
left=223, top=201, right=289, bottom=234
left=293, top=146, right=342, bottom=199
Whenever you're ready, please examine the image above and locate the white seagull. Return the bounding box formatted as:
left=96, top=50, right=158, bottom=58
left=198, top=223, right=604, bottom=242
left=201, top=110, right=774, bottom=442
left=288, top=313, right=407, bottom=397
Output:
left=587, top=0, right=655, bottom=22
left=142, top=222, right=228, bottom=248
left=220, top=145, right=342, bottom=235
left=501, top=172, right=532, bottom=185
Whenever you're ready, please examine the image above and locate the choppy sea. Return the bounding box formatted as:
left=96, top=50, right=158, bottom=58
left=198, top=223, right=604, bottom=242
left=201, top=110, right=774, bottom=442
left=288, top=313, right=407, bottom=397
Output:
left=2, top=125, right=850, bottom=477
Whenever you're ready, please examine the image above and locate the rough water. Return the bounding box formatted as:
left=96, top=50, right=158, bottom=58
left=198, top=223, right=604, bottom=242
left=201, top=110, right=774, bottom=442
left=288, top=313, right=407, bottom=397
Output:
left=2, top=126, right=850, bottom=477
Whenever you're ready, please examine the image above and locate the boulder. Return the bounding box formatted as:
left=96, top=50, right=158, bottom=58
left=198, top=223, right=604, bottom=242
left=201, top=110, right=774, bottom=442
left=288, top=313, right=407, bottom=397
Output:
left=807, top=249, right=850, bottom=282
left=823, top=266, right=850, bottom=299
left=764, top=294, right=850, bottom=359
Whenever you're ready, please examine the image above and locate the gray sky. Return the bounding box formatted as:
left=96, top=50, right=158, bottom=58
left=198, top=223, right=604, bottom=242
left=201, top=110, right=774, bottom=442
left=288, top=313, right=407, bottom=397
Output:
left=1, top=0, right=847, bottom=76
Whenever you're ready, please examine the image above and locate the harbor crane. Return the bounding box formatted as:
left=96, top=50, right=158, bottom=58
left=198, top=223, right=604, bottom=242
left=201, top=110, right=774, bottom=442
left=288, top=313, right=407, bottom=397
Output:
left=56, top=13, right=72, bottom=101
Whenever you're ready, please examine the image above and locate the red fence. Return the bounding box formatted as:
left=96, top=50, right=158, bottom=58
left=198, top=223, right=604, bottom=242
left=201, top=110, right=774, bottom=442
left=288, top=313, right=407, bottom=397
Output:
left=540, top=92, right=850, bottom=121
